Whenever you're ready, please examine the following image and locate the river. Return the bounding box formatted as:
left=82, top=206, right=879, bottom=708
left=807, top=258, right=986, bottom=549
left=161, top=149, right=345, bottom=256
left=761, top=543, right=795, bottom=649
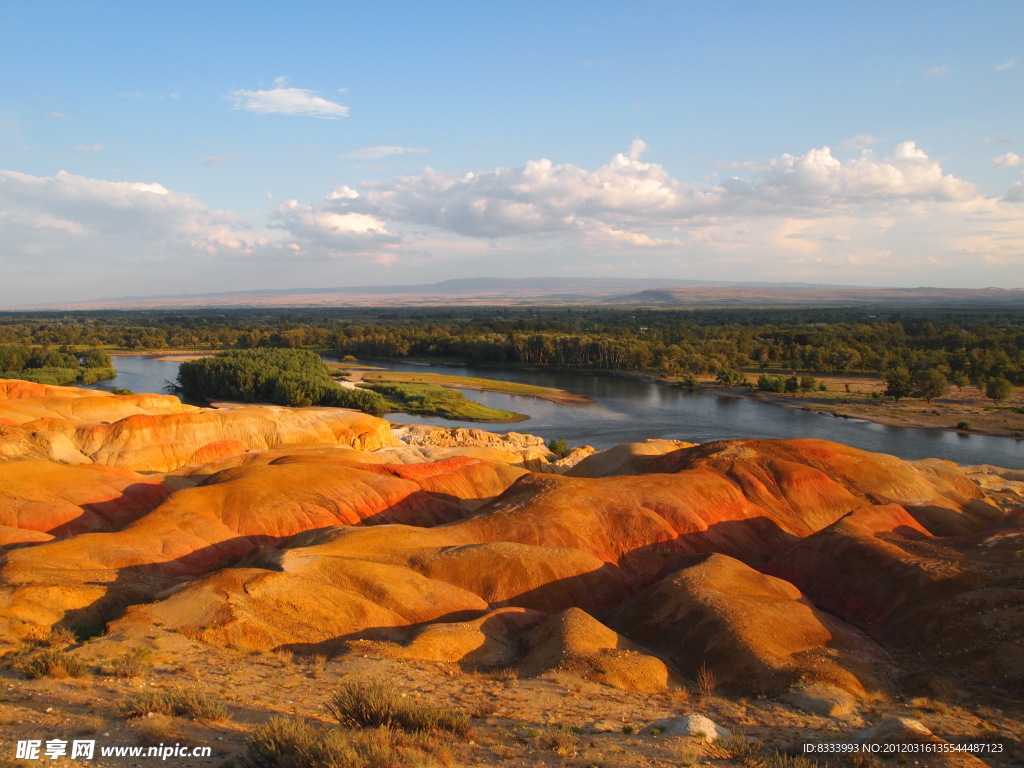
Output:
left=93, top=355, right=1023, bottom=468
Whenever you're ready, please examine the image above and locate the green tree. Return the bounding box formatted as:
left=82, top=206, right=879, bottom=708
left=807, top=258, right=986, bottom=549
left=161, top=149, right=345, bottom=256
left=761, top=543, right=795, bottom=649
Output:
left=798, top=375, right=817, bottom=395
left=884, top=367, right=914, bottom=403
left=912, top=368, right=948, bottom=404
left=716, top=368, right=744, bottom=387
left=985, top=377, right=1013, bottom=403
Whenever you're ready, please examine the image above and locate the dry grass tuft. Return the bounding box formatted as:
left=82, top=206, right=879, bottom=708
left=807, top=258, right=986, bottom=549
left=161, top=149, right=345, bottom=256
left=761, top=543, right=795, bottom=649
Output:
left=108, top=648, right=153, bottom=678
left=238, top=717, right=449, bottom=768
left=15, top=649, right=88, bottom=679
left=696, top=662, right=716, bottom=699
left=325, top=680, right=470, bottom=736
left=134, top=712, right=182, bottom=743
left=540, top=724, right=580, bottom=758
left=121, top=686, right=229, bottom=722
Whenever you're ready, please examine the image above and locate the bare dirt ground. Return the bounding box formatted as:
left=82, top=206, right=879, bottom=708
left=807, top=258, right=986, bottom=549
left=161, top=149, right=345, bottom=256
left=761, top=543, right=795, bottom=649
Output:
left=1, top=629, right=1020, bottom=768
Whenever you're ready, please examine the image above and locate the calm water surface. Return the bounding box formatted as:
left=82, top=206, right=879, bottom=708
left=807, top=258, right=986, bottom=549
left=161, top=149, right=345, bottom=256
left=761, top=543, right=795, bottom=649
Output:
left=93, top=356, right=1024, bottom=468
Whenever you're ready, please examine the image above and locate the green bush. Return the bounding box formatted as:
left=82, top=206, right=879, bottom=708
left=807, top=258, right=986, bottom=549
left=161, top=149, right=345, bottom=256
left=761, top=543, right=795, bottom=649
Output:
left=14, top=366, right=82, bottom=385
left=79, top=366, right=117, bottom=385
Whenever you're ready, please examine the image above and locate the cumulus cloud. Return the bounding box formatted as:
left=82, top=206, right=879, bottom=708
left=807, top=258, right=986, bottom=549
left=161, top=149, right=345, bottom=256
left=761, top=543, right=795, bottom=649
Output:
left=344, top=146, right=429, bottom=160
left=270, top=197, right=400, bottom=261
left=996, top=57, right=1017, bottom=71
left=4, top=138, right=1022, bottom=304
left=228, top=78, right=349, bottom=118
left=991, top=152, right=1023, bottom=167
left=349, top=141, right=978, bottom=241
left=0, top=169, right=256, bottom=262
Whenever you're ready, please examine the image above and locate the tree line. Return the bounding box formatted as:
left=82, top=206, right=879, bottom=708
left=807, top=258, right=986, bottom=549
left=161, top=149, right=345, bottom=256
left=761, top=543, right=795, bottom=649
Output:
left=1, top=307, right=1021, bottom=393
left=0, top=344, right=116, bottom=386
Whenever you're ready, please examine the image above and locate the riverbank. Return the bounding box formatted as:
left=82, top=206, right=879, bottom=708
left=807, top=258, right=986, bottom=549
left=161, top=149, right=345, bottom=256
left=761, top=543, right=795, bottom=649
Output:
left=705, top=374, right=1024, bottom=440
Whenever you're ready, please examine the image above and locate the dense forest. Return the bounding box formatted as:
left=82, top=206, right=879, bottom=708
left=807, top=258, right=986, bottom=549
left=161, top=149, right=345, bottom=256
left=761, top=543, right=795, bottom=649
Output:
left=176, top=349, right=387, bottom=414
left=0, top=344, right=116, bottom=386
left=0, top=306, right=1021, bottom=390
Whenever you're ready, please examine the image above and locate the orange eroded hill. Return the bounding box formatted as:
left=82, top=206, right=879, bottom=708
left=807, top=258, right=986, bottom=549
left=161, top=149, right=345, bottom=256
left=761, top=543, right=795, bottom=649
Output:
left=0, top=385, right=1017, bottom=703
left=0, top=378, right=396, bottom=470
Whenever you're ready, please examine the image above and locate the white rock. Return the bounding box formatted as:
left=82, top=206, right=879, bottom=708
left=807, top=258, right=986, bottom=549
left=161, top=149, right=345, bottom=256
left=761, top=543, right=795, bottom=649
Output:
left=645, top=714, right=730, bottom=742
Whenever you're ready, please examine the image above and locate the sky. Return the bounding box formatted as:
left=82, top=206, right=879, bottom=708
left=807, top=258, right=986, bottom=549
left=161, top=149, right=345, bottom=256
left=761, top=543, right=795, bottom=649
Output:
left=1, top=1, right=1022, bottom=306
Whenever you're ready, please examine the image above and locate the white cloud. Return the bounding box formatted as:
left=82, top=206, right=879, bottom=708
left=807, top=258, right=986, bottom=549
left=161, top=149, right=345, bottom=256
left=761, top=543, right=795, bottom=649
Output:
left=0, top=169, right=256, bottom=263
left=270, top=198, right=400, bottom=260
left=991, top=152, right=1023, bottom=167
left=926, top=65, right=950, bottom=76
left=351, top=141, right=978, bottom=241
left=72, top=143, right=105, bottom=153
left=3, top=138, right=1023, bottom=304
left=344, top=146, right=429, bottom=160
left=228, top=79, right=349, bottom=118
left=42, top=111, right=69, bottom=119
left=837, top=134, right=882, bottom=151
left=996, top=57, right=1017, bottom=71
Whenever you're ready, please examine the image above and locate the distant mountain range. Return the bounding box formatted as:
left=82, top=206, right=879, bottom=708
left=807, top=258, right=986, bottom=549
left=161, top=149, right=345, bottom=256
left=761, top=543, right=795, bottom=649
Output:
left=24, top=277, right=1024, bottom=310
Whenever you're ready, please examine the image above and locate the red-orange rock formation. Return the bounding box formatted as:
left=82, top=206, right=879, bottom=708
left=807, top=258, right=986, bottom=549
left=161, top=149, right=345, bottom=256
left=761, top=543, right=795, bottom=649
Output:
left=0, top=403, right=1016, bottom=700
left=0, top=461, right=169, bottom=546
left=612, top=552, right=882, bottom=696
left=0, top=378, right=397, bottom=470
left=0, top=449, right=526, bottom=641
left=764, top=505, right=1024, bottom=686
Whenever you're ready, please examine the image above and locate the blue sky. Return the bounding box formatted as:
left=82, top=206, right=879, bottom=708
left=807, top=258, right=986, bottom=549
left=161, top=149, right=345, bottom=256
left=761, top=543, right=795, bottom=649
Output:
left=1, top=1, right=1022, bottom=305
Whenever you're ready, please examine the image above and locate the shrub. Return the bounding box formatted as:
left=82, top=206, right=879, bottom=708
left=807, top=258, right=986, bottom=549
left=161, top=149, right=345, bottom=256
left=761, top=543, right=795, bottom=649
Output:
left=696, top=662, right=716, bottom=698
left=547, top=437, right=568, bottom=455
left=325, top=680, right=470, bottom=736
left=239, top=718, right=405, bottom=768
left=957, top=421, right=971, bottom=430
left=108, top=649, right=152, bottom=678
left=121, top=686, right=228, bottom=721
left=540, top=724, right=579, bottom=758
left=16, top=650, right=88, bottom=679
